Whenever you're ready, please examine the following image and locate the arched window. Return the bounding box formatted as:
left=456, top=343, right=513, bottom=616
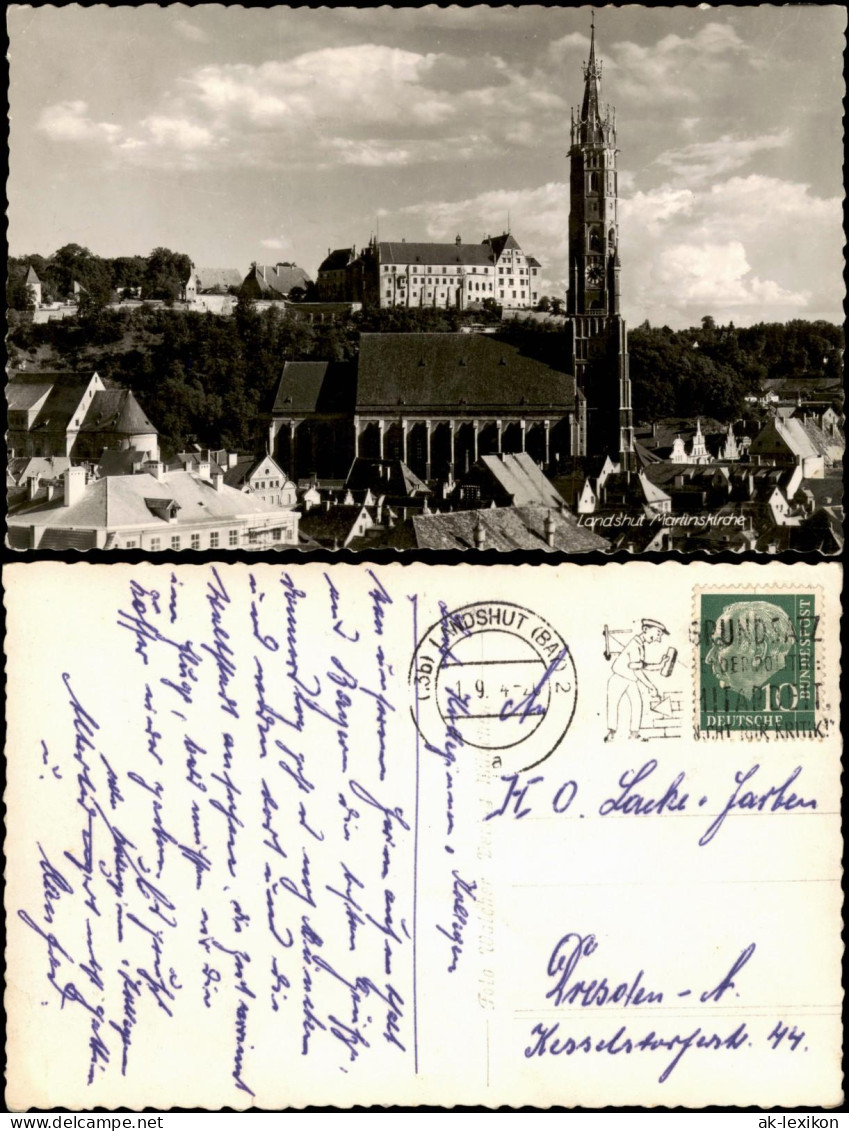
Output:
left=589, top=227, right=602, bottom=252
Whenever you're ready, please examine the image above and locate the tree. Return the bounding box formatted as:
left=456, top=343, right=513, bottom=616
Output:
left=144, top=247, right=192, bottom=301
left=535, top=295, right=552, bottom=313
left=6, top=268, right=35, bottom=312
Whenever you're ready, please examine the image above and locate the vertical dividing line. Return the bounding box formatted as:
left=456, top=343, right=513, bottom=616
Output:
left=410, top=592, right=421, bottom=1075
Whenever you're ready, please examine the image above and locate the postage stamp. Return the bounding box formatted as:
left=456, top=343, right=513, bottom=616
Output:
left=410, top=600, right=577, bottom=773
left=696, top=591, right=822, bottom=736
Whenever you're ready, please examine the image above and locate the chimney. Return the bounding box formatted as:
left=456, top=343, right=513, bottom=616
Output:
left=455, top=234, right=462, bottom=246
left=63, top=466, right=87, bottom=508
left=262, top=265, right=266, bottom=281
left=473, top=518, right=485, bottom=550
left=46, top=482, right=57, bottom=502
left=544, top=510, right=556, bottom=548
left=212, top=471, right=224, bottom=492
left=27, top=475, right=40, bottom=501
left=228, top=452, right=239, bottom=469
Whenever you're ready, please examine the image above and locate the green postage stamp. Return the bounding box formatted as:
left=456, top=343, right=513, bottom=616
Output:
left=698, top=591, right=820, bottom=735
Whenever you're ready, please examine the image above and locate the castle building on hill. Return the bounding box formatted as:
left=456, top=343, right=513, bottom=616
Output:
left=316, top=233, right=542, bottom=311
left=564, top=19, right=636, bottom=471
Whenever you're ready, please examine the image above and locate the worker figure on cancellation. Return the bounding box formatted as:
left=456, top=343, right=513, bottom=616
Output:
left=603, top=618, right=674, bottom=742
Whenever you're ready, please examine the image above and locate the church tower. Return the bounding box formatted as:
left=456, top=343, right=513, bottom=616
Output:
left=566, top=17, right=635, bottom=471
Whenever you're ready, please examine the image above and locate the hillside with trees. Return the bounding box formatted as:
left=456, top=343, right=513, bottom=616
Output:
left=627, top=316, right=843, bottom=424
left=7, top=245, right=192, bottom=308
left=6, top=270, right=843, bottom=455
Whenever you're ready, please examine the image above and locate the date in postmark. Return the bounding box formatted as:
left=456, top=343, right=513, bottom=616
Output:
left=697, top=591, right=823, bottom=736
left=410, top=600, right=577, bottom=773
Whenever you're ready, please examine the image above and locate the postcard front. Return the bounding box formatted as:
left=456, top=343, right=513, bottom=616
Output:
left=4, top=561, right=842, bottom=1109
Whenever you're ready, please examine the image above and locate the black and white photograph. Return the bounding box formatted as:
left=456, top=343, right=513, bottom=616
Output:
left=6, top=4, right=845, bottom=553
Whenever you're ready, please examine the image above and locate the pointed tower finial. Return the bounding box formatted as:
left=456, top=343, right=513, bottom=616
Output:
left=580, top=12, right=604, bottom=142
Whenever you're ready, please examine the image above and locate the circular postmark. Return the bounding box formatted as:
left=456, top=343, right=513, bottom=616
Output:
left=410, top=600, right=577, bottom=772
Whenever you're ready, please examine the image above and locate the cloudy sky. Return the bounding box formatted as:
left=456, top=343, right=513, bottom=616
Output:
left=8, top=4, right=845, bottom=327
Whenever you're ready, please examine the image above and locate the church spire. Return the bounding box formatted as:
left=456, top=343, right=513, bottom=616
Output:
left=573, top=13, right=614, bottom=149
left=580, top=13, right=603, bottom=141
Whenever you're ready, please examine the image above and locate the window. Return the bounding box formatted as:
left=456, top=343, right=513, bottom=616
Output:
left=442, top=267, right=447, bottom=274
left=150, top=537, right=161, bottom=551
left=191, top=533, right=200, bottom=550
left=273, top=528, right=282, bottom=542
left=125, top=540, right=137, bottom=549
left=248, top=530, right=258, bottom=544
left=513, top=291, right=517, bottom=298
left=500, top=289, right=504, bottom=298
left=171, top=535, right=181, bottom=550
left=427, top=266, right=432, bottom=274
left=210, top=531, right=219, bottom=548
left=229, top=529, right=238, bottom=546
left=521, top=291, right=525, bottom=298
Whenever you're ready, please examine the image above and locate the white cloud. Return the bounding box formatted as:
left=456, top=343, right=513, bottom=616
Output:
left=655, top=131, right=791, bottom=183
left=622, top=174, right=841, bottom=325
left=382, top=168, right=841, bottom=327
left=174, top=18, right=208, bottom=44
left=323, top=138, right=414, bottom=168
left=37, top=100, right=120, bottom=143
left=260, top=234, right=292, bottom=252
left=141, top=115, right=220, bottom=151
left=652, top=241, right=807, bottom=307
left=610, top=22, right=749, bottom=105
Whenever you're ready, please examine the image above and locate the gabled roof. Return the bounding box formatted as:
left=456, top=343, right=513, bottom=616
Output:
left=345, top=458, right=430, bottom=498
left=477, top=452, right=565, bottom=507
left=224, top=453, right=289, bottom=489
left=7, top=382, right=54, bottom=412
left=193, top=267, right=244, bottom=292
left=378, top=242, right=494, bottom=267
left=272, top=361, right=356, bottom=415
left=355, top=333, right=576, bottom=411
left=7, top=470, right=294, bottom=533
left=8, top=456, right=71, bottom=485
left=638, top=471, right=672, bottom=505
left=487, top=232, right=522, bottom=258
left=298, top=504, right=369, bottom=547
left=757, top=418, right=820, bottom=460
left=96, top=449, right=152, bottom=476
left=247, top=263, right=312, bottom=296
left=80, top=390, right=157, bottom=435
left=318, top=248, right=354, bottom=272
left=30, top=383, right=90, bottom=434
left=798, top=419, right=845, bottom=458
left=412, top=505, right=609, bottom=552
